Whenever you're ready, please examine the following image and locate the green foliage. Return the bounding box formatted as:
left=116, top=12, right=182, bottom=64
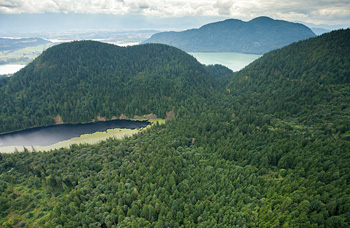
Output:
left=0, top=41, right=222, bottom=133
left=228, top=28, right=350, bottom=135
left=1, top=29, right=350, bottom=227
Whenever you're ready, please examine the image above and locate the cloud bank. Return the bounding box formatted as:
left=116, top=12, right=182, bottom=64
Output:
left=0, top=0, right=349, bottom=25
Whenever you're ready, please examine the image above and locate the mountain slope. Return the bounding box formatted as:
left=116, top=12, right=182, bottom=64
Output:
left=142, top=16, right=316, bottom=54
left=214, top=29, right=350, bottom=227
left=0, top=41, right=221, bottom=134
left=228, top=28, right=350, bottom=131
left=0, top=30, right=349, bottom=227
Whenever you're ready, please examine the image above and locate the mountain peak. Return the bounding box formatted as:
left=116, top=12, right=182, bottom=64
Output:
left=142, top=17, right=316, bottom=54
left=249, top=16, right=274, bottom=22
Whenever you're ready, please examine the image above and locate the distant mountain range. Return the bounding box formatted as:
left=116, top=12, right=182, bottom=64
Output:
left=142, top=16, right=316, bottom=54
left=311, top=27, right=330, bottom=35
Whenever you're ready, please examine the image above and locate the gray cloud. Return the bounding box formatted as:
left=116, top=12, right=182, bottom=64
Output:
left=0, top=0, right=349, bottom=25
left=0, top=0, right=17, bottom=8
left=214, top=0, right=234, bottom=16
left=138, top=2, right=149, bottom=9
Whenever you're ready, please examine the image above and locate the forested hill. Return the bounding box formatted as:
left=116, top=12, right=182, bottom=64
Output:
left=142, top=16, right=316, bottom=54
left=1, top=30, right=350, bottom=227
left=228, top=29, right=350, bottom=131
left=0, top=41, right=226, bottom=134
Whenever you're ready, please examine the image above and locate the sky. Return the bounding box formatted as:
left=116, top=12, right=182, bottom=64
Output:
left=0, top=0, right=349, bottom=32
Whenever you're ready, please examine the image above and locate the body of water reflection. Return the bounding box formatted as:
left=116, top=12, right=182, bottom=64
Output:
left=0, top=120, right=149, bottom=147
left=0, top=64, right=26, bottom=75
left=189, top=52, right=261, bottom=72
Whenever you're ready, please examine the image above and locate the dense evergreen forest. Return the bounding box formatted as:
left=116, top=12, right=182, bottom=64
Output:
left=0, top=42, right=224, bottom=134
left=142, top=16, right=316, bottom=54
left=0, top=29, right=350, bottom=227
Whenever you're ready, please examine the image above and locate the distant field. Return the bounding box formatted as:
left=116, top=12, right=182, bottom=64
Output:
left=0, top=43, right=54, bottom=65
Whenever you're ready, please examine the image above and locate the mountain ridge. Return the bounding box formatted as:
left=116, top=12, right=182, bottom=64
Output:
left=142, top=16, right=316, bottom=54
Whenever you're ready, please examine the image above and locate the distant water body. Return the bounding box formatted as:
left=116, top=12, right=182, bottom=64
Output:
left=0, top=64, right=25, bottom=75
left=189, top=52, right=261, bottom=72
left=0, top=120, right=149, bottom=147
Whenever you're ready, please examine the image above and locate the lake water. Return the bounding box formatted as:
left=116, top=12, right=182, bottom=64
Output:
left=0, top=120, right=149, bottom=147
left=0, top=64, right=26, bottom=75
left=189, top=52, right=261, bottom=72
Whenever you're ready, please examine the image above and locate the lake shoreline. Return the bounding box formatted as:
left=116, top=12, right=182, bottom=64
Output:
left=0, top=119, right=165, bottom=153
left=0, top=115, right=153, bottom=136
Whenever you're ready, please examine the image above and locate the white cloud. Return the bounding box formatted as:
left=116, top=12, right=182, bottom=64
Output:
left=0, top=0, right=349, bottom=25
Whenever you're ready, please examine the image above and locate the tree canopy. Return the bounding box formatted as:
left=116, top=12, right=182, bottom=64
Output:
left=0, top=41, right=226, bottom=133
left=0, top=29, right=350, bottom=227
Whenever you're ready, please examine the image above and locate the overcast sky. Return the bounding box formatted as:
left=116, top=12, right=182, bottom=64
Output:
left=0, top=0, right=349, bottom=27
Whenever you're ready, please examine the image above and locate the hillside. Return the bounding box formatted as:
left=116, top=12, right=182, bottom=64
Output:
left=0, top=41, right=224, bottom=134
left=142, top=16, right=316, bottom=54
left=228, top=28, right=350, bottom=131
left=0, top=30, right=350, bottom=227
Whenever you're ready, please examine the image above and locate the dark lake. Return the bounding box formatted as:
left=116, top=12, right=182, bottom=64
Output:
left=0, top=120, right=149, bottom=147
